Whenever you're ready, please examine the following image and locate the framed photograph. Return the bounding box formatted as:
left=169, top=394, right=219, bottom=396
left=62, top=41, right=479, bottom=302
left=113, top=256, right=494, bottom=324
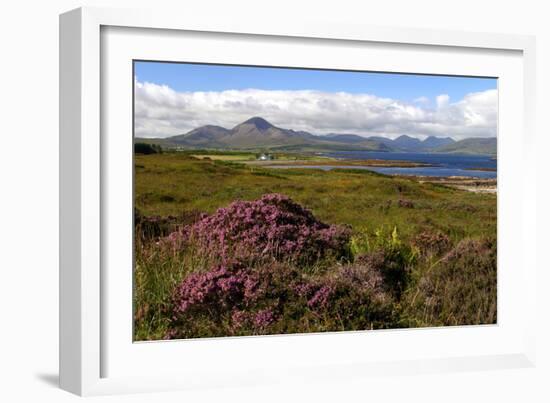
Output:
left=60, top=7, right=537, bottom=396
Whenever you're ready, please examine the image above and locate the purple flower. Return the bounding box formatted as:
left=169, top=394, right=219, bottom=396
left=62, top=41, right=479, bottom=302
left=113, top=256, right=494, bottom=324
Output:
left=171, top=263, right=254, bottom=315
left=253, top=309, right=275, bottom=329
left=163, top=193, right=351, bottom=264
left=231, top=309, right=250, bottom=329
left=292, top=282, right=315, bottom=298
left=307, top=285, right=334, bottom=309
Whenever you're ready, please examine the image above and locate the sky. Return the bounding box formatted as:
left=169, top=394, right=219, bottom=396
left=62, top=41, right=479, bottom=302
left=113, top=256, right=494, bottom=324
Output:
left=134, top=61, right=498, bottom=139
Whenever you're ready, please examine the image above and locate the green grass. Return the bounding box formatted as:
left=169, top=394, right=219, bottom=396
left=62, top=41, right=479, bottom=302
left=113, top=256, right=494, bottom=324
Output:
left=134, top=152, right=497, bottom=340
left=135, top=153, right=496, bottom=243
left=191, top=153, right=255, bottom=161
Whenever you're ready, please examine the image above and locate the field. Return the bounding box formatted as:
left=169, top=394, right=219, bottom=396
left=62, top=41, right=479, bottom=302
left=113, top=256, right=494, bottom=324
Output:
left=134, top=151, right=497, bottom=341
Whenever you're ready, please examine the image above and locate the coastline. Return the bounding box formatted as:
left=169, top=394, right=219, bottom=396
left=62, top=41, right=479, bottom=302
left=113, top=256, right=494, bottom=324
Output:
left=192, top=151, right=497, bottom=192
left=417, top=177, right=497, bottom=193
left=246, top=159, right=432, bottom=168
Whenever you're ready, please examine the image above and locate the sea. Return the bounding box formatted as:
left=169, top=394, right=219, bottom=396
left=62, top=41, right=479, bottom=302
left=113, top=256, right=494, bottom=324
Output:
left=273, top=151, right=497, bottom=179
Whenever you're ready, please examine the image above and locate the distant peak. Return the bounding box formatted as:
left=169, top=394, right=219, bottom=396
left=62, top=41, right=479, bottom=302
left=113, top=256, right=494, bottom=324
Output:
left=200, top=124, right=226, bottom=129
left=396, top=134, right=415, bottom=140
left=240, top=117, right=274, bottom=130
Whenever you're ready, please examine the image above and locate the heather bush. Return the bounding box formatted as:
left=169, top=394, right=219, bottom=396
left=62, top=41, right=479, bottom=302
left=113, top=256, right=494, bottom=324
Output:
left=135, top=208, right=176, bottom=242
left=140, top=193, right=497, bottom=340
left=166, top=261, right=298, bottom=338
left=401, top=237, right=497, bottom=327
left=163, top=193, right=352, bottom=267
left=134, top=153, right=497, bottom=341
left=412, top=230, right=452, bottom=257
left=137, top=194, right=355, bottom=340
left=166, top=257, right=399, bottom=339
left=135, top=207, right=203, bottom=243
left=298, top=262, right=398, bottom=331
left=354, top=250, right=406, bottom=299
left=350, top=227, right=415, bottom=298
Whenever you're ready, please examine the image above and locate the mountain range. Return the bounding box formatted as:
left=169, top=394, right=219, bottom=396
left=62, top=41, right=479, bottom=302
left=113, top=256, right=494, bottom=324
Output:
left=138, top=117, right=496, bottom=155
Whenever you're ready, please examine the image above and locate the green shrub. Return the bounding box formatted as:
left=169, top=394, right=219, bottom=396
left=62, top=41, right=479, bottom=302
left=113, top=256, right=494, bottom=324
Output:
left=134, top=142, right=162, bottom=154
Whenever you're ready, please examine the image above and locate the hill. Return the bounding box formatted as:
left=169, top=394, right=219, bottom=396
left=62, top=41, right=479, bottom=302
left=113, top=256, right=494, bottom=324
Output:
left=366, top=134, right=454, bottom=152
left=422, top=136, right=455, bottom=150
left=136, top=117, right=495, bottom=154
left=161, top=117, right=389, bottom=152
left=433, top=138, right=497, bottom=155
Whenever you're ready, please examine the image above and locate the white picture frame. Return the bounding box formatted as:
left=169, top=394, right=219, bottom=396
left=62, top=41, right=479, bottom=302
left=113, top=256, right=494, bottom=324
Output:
left=60, top=6, right=537, bottom=396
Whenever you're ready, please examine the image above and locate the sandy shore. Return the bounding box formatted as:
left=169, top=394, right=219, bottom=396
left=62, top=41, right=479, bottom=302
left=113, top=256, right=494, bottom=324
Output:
left=417, top=177, right=497, bottom=193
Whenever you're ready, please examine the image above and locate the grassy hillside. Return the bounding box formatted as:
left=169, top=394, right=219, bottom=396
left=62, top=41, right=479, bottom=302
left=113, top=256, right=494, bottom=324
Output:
left=134, top=152, right=497, bottom=340
left=135, top=153, right=495, bottom=239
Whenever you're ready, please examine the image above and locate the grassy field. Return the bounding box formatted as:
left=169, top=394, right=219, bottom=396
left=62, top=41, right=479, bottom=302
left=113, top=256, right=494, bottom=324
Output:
left=191, top=153, right=255, bottom=161
left=134, top=152, right=497, bottom=340
left=135, top=153, right=496, bottom=240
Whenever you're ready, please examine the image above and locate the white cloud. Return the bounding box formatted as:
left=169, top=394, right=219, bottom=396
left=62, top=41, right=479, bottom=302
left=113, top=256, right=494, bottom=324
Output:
left=413, top=96, right=429, bottom=104
left=436, top=94, right=450, bottom=109
left=134, top=80, right=497, bottom=140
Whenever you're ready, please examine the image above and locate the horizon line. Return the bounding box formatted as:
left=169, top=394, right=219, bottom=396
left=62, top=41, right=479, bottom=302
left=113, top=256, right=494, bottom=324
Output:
left=135, top=116, right=497, bottom=141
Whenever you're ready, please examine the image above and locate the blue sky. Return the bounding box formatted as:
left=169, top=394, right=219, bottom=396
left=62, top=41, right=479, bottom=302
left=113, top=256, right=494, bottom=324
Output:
left=134, top=61, right=496, bottom=105
left=134, top=61, right=498, bottom=139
